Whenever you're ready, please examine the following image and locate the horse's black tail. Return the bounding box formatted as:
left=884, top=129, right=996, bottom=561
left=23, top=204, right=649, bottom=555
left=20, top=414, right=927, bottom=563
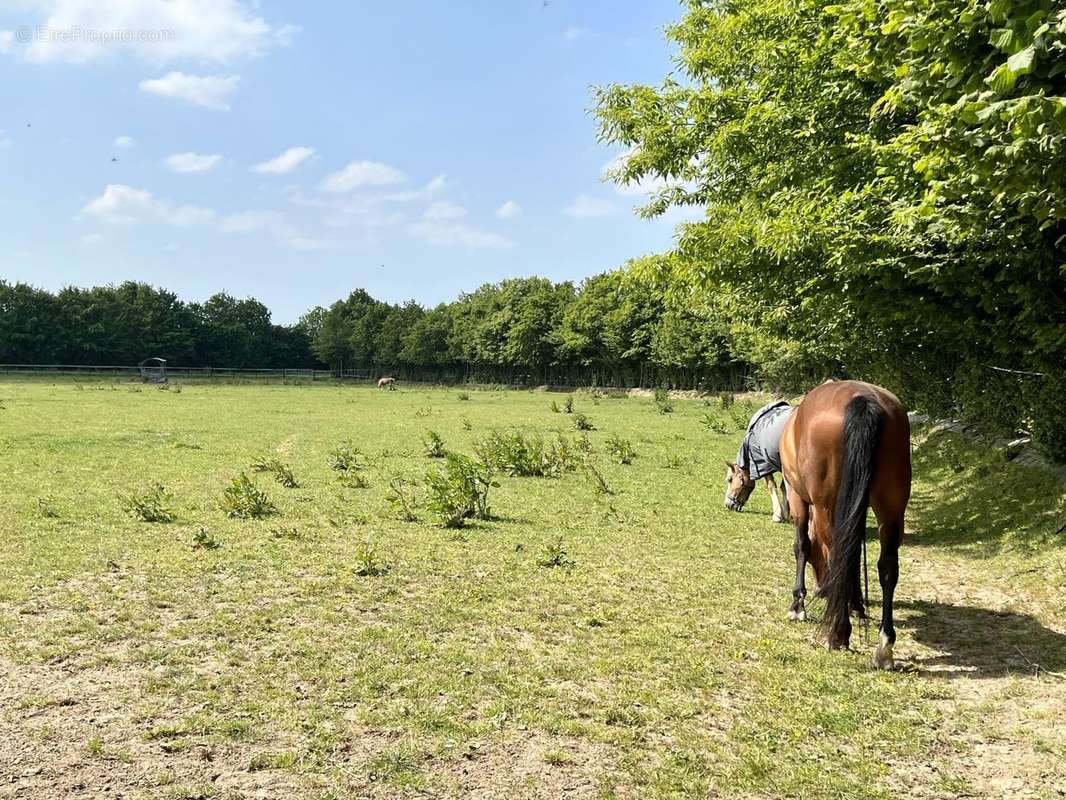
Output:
left=823, top=394, right=885, bottom=648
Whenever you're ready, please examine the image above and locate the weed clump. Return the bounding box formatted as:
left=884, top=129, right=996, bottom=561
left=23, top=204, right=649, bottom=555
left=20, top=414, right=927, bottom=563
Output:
left=385, top=477, right=419, bottom=522
left=123, top=483, right=176, bottom=523
left=425, top=452, right=496, bottom=527
left=221, top=473, right=277, bottom=519
left=605, top=435, right=636, bottom=464
left=353, top=540, right=389, bottom=576
left=330, top=439, right=368, bottom=487
left=423, top=430, right=446, bottom=459
left=191, top=528, right=220, bottom=550
left=457, top=392, right=471, bottom=401
left=328, top=439, right=364, bottom=472
left=574, top=412, right=595, bottom=431
left=252, top=455, right=299, bottom=488
left=537, top=538, right=575, bottom=569
left=475, top=431, right=579, bottom=477
left=654, top=387, right=674, bottom=414
left=701, top=412, right=729, bottom=434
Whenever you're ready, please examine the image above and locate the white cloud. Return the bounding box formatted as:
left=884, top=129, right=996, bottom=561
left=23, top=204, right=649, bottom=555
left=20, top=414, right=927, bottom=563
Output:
left=0, top=30, right=13, bottom=54
left=424, top=201, right=466, bottom=220
left=80, top=233, right=104, bottom=245
left=0, top=129, right=11, bottom=148
left=113, top=135, right=135, bottom=148
left=564, top=194, right=616, bottom=219
left=81, top=184, right=215, bottom=226
left=218, top=210, right=284, bottom=233
left=410, top=220, right=513, bottom=250
left=252, top=146, right=315, bottom=175
left=16, top=0, right=296, bottom=65
left=495, top=200, right=521, bottom=219
left=563, top=26, right=585, bottom=41
left=319, top=160, right=407, bottom=193
left=139, top=72, right=240, bottom=111
left=165, top=152, right=223, bottom=173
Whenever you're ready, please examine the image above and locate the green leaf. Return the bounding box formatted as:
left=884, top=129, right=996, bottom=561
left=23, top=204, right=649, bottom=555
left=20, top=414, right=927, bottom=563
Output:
left=1007, top=46, right=1036, bottom=75
left=989, top=28, right=1015, bottom=52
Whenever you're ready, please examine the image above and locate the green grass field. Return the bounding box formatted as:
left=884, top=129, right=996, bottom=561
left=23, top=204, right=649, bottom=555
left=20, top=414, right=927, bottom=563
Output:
left=1, top=380, right=1063, bottom=799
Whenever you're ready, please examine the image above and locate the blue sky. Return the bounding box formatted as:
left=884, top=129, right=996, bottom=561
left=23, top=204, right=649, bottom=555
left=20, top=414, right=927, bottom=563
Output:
left=0, top=1, right=689, bottom=323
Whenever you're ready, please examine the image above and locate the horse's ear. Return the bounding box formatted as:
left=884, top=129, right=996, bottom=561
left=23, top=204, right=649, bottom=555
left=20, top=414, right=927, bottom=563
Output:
left=725, top=461, right=735, bottom=472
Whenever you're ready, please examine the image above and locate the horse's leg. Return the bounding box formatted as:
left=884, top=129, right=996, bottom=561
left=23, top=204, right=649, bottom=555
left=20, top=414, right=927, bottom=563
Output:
left=766, top=476, right=786, bottom=523
left=873, top=515, right=902, bottom=669
left=788, top=489, right=811, bottom=621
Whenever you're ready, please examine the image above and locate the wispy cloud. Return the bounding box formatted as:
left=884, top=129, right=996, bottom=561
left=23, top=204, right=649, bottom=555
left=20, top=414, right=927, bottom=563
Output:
left=0, top=129, right=11, bottom=148
left=495, top=200, right=521, bottom=219
left=165, top=152, right=223, bottom=174
left=319, top=160, right=407, bottom=193
left=563, top=26, right=585, bottom=41
left=217, top=210, right=284, bottom=234
left=564, top=194, right=616, bottom=219
left=252, top=146, right=315, bottom=175
left=113, top=135, right=136, bottom=148
left=81, top=184, right=215, bottom=226
left=410, top=220, right=513, bottom=250
left=12, top=0, right=296, bottom=65
left=139, top=72, right=240, bottom=111
left=424, top=201, right=467, bottom=220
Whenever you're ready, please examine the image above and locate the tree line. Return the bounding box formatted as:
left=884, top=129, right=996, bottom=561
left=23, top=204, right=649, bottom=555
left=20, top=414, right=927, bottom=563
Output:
left=0, top=265, right=746, bottom=389
left=0, top=282, right=319, bottom=369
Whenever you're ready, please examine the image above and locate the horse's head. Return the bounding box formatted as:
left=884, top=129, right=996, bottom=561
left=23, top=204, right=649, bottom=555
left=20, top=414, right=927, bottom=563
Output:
left=724, top=461, right=755, bottom=512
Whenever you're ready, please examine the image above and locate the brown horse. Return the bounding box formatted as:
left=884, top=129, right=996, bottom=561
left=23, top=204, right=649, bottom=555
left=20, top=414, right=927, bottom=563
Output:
left=779, top=380, right=911, bottom=669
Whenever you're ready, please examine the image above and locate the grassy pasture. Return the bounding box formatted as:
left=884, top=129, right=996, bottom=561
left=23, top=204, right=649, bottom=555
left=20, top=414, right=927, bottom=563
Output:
left=0, top=380, right=1063, bottom=799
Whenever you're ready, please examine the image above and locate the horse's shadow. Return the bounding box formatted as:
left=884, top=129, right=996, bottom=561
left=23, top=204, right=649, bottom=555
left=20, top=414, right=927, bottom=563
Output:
left=898, top=599, right=1066, bottom=679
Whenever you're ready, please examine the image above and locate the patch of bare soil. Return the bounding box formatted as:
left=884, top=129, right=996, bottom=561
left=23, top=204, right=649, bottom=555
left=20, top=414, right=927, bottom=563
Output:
left=891, top=549, right=1066, bottom=799
left=430, top=732, right=611, bottom=800
left=0, top=659, right=309, bottom=799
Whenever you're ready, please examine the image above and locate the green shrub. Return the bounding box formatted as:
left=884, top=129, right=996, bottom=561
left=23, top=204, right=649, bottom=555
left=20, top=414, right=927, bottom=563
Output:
left=549, top=399, right=560, bottom=413
left=701, top=413, right=729, bottom=434
left=221, top=473, right=277, bottom=519
left=475, top=431, right=580, bottom=477
left=574, top=413, right=595, bottom=431
left=563, top=396, right=574, bottom=414
left=423, top=430, right=446, bottom=459
left=654, top=388, right=674, bottom=414
left=605, top=435, right=636, bottom=465
left=457, top=392, right=471, bottom=401
left=425, top=452, right=496, bottom=527
left=123, top=483, right=175, bottom=523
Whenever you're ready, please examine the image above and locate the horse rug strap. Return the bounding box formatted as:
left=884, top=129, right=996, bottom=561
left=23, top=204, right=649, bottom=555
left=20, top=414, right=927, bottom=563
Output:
left=737, top=400, right=794, bottom=479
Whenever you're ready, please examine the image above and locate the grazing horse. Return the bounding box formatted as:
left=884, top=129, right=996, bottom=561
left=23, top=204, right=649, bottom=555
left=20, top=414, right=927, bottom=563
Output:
left=724, top=400, right=795, bottom=523
left=377, top=376, right=396, bottom=390
left=779, top=380, right=911, bottom=669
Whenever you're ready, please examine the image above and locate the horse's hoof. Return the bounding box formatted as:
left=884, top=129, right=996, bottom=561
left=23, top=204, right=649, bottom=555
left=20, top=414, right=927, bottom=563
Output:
left=788, top=607, right=806, bottom=622
left=873, top=632, right=895, bottom=670
left=772, top=515, right=785, bottom=524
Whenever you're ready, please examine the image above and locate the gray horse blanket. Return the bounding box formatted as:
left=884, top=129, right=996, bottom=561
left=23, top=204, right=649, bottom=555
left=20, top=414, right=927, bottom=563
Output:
left=737, top=400, right=794, bottom=479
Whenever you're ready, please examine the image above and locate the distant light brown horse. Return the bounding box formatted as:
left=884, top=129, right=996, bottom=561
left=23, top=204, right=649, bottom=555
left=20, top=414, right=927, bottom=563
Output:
left=377, top=376, right=396, bottom=390
left=779, top=380, right=911, bottom=669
